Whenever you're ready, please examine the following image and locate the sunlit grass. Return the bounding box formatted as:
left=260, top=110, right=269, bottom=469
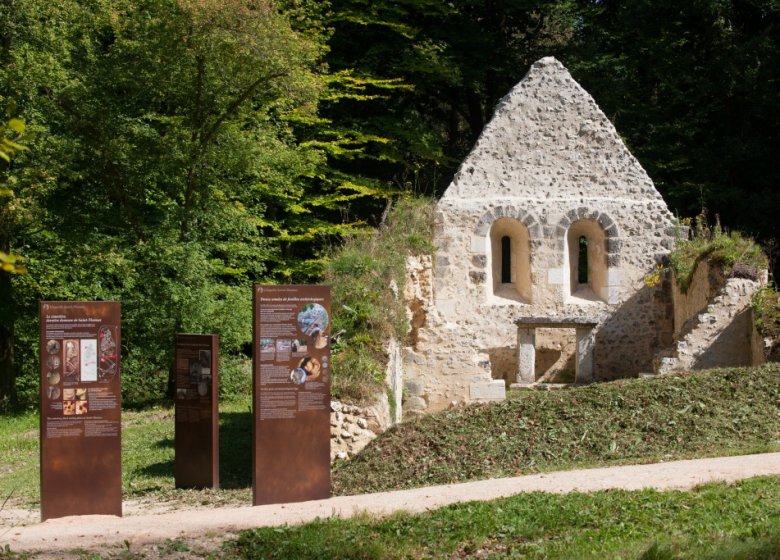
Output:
left=229, top=476, right=780, bottom=560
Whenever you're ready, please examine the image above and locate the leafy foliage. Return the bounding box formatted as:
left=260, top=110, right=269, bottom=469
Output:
left=325, top=0, right=580, bottom=196
left=0, top=112, right=28, bottom=274
left=0, top=0, right=393, bottom=407
left=567, top=0, right=780, bottom=276
left=326, top=196, right=434, bottom=403
left=669, top=215, right=768, bottom=293
left=752, top=287, right=780, bottom=361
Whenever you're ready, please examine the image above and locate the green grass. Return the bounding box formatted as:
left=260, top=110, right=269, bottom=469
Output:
left=227, top=476, right=780, bottom=559
left=326, top=196, right=435, bottom=404
left=2, top=365, right=778, bottom=514
left=670, top=218, right=767, bottom=293
left=0, top=411, right=38, bottom=509
left=123, top=396, right=253, bottom=507
left=0, top=396, right=254, bottom=510
left=332, top=364, right=780, bottom=495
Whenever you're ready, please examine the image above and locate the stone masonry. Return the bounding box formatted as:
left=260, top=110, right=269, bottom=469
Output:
left=654, top=263, right=765, bottom=375
left=402, top=57, right=677, bottom=412
left=330, top=396, right=391, bottom=462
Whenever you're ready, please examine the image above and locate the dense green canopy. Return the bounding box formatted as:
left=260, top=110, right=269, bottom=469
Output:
left=1, top=0, right=778, bottom=408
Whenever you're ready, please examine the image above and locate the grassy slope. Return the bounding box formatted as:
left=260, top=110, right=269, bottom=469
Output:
left=333, top=364, right=780, bottom=495
left=1, top=365, right=778, bottom=510
left=0, top=412, right=38, bottom=508
left=229, top=476, right=780, bottom=560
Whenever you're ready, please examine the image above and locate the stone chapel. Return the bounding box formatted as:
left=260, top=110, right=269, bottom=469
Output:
left=400, top=57, right=681, bottom=414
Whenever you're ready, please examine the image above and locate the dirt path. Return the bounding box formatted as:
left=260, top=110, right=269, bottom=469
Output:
left=3, top=452, right=780, bottom=557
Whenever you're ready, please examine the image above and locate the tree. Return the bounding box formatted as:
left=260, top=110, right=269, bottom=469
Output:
left=0, top=0, right=355, bottom=406
left=0, top=112, right=27, bottom=273
left=324, top=0, right=580, bottom=196
left=0, top=111, right=29, bottom=409
left=567, top=0, right=780, bottom=266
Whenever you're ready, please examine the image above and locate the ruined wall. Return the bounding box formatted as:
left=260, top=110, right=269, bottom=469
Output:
left=662, top=263, right=765, bottom=372
left=671, top=260, right=727, bottom=337
left=401, top=58, right=676, bottom=413
left=330, top=396, right=391, bottom=462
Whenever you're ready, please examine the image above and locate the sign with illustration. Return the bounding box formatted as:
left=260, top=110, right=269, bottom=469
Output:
left=174, top=334, right=219, bottom=489
left=252, top=285, right=331, bottom=505
left=39, top=301, right=121, bottom=521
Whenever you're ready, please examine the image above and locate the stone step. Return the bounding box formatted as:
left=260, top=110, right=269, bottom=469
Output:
left=509, top=382, right=575, bottom=391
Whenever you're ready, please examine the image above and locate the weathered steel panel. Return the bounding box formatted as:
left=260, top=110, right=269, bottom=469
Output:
left=252, top=285, right=331, bottom=505
left=40, top=301, right=122, bottom=521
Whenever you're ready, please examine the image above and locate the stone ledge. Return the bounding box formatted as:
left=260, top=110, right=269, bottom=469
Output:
left=470, top=380, right=506, bottom=401
left=515, top=316, right=598, bottom=328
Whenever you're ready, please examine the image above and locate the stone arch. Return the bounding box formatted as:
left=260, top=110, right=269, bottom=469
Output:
left=489, top=218, right=531, bottom=302
left=473, top=207, right=541, bottom=303
left=556, top=208, right=622, bottom=302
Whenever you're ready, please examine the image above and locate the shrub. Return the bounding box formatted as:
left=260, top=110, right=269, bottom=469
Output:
left=669, top=215, right=767, bottom=293
left=219, top=356, right=252, bottom=401
left=752, top=287, right=780, bottom=361
left=325, top=196, right=434, bottom=403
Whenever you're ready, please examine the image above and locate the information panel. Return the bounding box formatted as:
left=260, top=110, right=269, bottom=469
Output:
left=253, top=285, right=331, bottom=505
left=174, top=334, right=219, bottom=489
left=39, top=301, right=121, bottom=521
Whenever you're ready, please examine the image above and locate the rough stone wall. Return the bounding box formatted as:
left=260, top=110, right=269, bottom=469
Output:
left=670, top=260, right=727, bottom=337
left=656, top=277, right=763, bottom=374
left=384, top=338, right=403, bottom=424
left=402, top=57, right=676, bottom=412
left=330, top=396, right=391, bottom=462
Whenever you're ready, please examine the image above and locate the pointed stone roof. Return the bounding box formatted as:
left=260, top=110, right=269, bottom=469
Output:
left=442, top=57, right=667, bottom=204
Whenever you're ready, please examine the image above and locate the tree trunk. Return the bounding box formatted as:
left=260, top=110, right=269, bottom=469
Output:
left=0, top=270, right=17, bottom=410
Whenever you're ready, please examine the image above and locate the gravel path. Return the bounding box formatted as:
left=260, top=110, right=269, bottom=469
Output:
left=3, top=452, right=780, bottom=556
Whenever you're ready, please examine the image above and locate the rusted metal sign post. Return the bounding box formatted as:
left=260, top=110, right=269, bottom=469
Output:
left=39, top=301, right=122, bottom=521
left=252, top=285, right=331, bottom=505
left=174, top=334, right=219, bottom=489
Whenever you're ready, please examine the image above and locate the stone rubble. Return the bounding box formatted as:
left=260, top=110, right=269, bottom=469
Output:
left=329, top=394, right=391, bottom=463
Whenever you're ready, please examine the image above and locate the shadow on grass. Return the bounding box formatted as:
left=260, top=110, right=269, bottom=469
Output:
left=134, top=412, right=252, bottom=489
left=154, top=437, right=174, bottom=449
left=140, top=460, right=174, bottom=478
left=219, top=410, right=252, bottom=489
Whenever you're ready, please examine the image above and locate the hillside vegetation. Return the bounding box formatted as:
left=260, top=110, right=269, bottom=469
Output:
left=667, top=216, right=768, bottom=293
left=326, top=197, right=434, bottom=403
left=333, top=364, right=780, bottom=495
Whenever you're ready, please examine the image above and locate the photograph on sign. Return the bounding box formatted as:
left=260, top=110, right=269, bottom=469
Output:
left=39, top=301, right=122, bottom=521
left=80, top=339, right=98, bottom=382
left=253, top=285, right=331, bottom=506
left=174, top=334, right=219, bottom=489
left=63, top=339, right=79, bottom=379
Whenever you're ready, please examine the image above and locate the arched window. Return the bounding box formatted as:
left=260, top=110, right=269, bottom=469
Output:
left=489, top=218, right=531, bottom=303
left=577, top=236, right=588, bottom=285
left=501, top=236, right=512, bottom=283
left=566, top=220, right=606, bottom=302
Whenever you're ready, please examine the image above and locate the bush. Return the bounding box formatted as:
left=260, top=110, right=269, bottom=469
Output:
left=752, top=287, right=780, bottom=361
left=219, top=356, right=252, bottom=401
left=325, top=196, right=434, bottom=404
left=670, top=215, right=767, bottom=293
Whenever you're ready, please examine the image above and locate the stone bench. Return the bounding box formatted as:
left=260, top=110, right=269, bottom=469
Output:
left=513, top=316, right=598, bottom=387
